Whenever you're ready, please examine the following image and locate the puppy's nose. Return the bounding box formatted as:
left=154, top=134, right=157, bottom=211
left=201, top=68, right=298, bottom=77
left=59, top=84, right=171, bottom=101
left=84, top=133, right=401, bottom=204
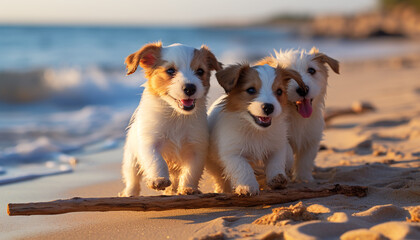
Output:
left=183, top=84, right=196, bottom=97
left=296, top=85, right=309, bottom=97
left=262, top=103, right=274, bottom=116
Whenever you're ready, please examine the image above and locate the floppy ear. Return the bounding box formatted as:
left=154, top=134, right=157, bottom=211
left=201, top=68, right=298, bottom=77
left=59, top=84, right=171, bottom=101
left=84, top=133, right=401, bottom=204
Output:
left=199, top=45, right=223, bottom=71
left=215, top=63, right=249, bottom=93
left=254, top=56, right=278, bottom=68
left=313, top=53, right=340, bottom=74
left=277, top=68, right=306, bottom=90
left=124, top=42, right=162, bottom=75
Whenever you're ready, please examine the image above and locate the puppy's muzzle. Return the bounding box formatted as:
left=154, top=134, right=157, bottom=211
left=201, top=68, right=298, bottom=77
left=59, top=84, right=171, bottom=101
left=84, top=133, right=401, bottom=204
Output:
left=296, top=85, right=309, bottom=97
left=183, top=84, right=196, bottom=97
left=262, top=103, right=274, bottom=116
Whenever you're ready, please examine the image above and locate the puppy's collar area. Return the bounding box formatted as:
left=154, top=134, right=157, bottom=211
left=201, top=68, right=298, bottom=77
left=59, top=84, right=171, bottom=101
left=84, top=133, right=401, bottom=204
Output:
left=248, top=111, right=272, bottom=128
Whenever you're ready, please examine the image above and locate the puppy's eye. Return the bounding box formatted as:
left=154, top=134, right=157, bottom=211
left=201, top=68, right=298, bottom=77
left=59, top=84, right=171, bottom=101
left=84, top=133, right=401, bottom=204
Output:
left=276, top=89, right=283, bottom=96
left=307, top=67, right=316, bottom=75
left=166, top=68, right=176, bottom=76
left=195, top=68, right=204, bottom=76
left=246, top=87, right=257, bottom=95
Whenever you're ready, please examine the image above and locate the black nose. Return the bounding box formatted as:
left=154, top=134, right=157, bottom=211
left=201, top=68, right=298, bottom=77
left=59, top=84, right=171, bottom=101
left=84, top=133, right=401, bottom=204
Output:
left=296, top=85, right=309, bottom=97
left=183, top=84, right=196, bottom=96
left=262, top=103, right=274, bottom=116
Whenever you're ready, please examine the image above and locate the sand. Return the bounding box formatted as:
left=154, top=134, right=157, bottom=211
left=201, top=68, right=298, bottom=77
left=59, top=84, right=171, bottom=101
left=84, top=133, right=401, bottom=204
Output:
left=1, top=52, right=420, bottom=240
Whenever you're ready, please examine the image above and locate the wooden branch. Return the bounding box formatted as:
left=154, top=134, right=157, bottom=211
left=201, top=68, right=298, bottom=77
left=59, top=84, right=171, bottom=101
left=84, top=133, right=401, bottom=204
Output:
left=7, top=184, right=367, bottom=216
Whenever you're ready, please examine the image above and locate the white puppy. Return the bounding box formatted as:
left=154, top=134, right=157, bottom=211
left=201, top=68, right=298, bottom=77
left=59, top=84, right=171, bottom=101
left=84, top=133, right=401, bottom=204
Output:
left=257, top=48, right=339, bottom=182
left=205, top=63, right=305, bottom=195
left=119, top=42, right=221, bottom=196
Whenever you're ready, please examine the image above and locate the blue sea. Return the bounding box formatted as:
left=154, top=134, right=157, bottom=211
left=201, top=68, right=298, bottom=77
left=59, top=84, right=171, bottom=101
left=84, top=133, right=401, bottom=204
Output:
left=0, top=25, right=418, bottom=184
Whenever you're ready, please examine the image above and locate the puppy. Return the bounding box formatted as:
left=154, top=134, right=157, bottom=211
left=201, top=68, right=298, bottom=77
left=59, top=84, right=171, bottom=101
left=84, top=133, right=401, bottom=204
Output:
left=119, top=42, right=221, bottom=197
left=205, top=63, right=306, bottom=195
left=257, top=47, right=339, bottom=182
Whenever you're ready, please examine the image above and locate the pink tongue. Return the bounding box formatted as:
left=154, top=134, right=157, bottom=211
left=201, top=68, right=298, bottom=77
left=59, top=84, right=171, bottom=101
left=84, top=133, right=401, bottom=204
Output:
left=296, top=99, right=312, bottom=118
left=258, top=117, right=271, bottom=123
left=181, top=99, right=194, bottom=107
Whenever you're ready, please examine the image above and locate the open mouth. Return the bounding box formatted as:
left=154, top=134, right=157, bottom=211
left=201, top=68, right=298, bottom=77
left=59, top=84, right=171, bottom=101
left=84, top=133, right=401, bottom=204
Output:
left=295, top=98, right=313, bottom=118
left=248, top=112, right=272, bottom=128
left=177, top=99, right=196, bottom=111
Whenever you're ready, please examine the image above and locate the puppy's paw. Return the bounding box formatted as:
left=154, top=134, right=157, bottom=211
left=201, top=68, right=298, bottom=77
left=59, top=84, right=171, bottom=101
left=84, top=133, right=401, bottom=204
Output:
left=147, top=177, right=171, bottom=190
left=118, top=186, right=140, bottom=197
left=293, top=173, right=314, bottom=183
left=267, top=173, right=288, bottom=190
left=235, top=185, right=259, bottom=196
left=177, top=187, right=202, bottom=195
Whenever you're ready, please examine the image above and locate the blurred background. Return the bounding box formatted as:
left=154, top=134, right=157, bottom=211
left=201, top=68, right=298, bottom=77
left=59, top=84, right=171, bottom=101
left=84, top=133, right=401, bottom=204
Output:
left=0, top=0, right=419, bottom=184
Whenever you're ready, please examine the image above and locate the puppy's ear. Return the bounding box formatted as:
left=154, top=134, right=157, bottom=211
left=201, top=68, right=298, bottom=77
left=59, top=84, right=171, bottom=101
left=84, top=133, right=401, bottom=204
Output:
left=255, top=56, right=278, bottom=68
left=312, top=53, right=340, bottom=74
left=125, top=42, right=162, bottom=75
left=216, top=64, right=249, bottom=93
left=199, top=45, right=223, bottom=71
left=277, top=68, right=306, bottom=90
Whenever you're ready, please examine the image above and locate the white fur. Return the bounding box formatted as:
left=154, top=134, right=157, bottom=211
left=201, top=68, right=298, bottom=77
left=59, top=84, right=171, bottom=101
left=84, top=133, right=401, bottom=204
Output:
left=120, top=44, right=209, bottom=196
left=206, top=65, right=289, bottom=195
left=274, top=49, right=330, bottom=182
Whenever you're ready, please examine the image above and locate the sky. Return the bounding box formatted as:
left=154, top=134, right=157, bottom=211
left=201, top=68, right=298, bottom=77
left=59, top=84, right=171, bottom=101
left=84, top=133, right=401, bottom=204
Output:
left=0, top=0, right=378, bottom=26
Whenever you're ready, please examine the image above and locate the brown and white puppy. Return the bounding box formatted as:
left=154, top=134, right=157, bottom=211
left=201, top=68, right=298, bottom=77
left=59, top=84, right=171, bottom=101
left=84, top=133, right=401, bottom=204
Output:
left=205, top=64, right=305, bottom=195
left=119, top=42, right=221, bottom=197
left=257, top=47, right=339, bottom=182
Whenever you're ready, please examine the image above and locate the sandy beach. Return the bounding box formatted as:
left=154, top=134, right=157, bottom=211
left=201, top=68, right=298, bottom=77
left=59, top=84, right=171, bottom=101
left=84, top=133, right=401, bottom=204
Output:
left=2, top=51, right=420, bottom=240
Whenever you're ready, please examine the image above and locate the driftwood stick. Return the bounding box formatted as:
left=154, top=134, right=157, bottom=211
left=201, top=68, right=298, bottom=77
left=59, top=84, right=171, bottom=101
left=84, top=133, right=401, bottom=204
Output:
left=7, top=184, right=367, bottom=216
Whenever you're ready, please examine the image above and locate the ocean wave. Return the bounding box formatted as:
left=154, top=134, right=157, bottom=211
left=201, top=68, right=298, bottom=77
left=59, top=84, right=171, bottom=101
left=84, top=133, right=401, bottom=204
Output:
left=0, top=66, right=143, bottom=106
left=0, top=105, right=131, bottom=163
left=0, top=105, right=131, bottom=185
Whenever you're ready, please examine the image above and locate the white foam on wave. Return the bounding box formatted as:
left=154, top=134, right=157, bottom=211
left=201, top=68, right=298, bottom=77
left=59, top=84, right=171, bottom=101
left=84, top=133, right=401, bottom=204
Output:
left=0, top=106, right=132, bottom=164
left=0, top=105, right=133, bottom=185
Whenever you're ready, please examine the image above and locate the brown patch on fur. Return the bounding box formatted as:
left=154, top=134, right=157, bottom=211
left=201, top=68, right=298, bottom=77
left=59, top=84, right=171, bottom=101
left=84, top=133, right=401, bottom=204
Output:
left=191, top=46, right=222, bottom=90
left=199, top=45, right=223, bottom=71
left=124, top=42, right=162, bottom=75
left=215, top=64, right=249, bottom=93
left=146, top=65, right=174, bottom=96
left=313, top=53, right=340, bottom=74
left=218, top=64, right=262, bottom=112
left=124, top=42, right=169, bottom=96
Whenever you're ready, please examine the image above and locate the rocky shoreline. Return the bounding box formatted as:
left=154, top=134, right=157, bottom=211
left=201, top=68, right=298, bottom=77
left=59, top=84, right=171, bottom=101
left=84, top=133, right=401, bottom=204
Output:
left=311, top=6, right=420, bottom=39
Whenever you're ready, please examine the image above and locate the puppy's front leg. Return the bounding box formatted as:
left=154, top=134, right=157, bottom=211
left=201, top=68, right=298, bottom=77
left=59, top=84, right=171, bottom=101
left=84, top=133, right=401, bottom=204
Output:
left=293, top=143, right=318, bottom=182
left=265, top=147, right=288, bottom=190
left=140, top=141, right=172, bottom=191
left=177, top=146, right=205, bottom=195
left=120, top=149, right=141, bottom=197
left=222, top=155, right=259, bottom=195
